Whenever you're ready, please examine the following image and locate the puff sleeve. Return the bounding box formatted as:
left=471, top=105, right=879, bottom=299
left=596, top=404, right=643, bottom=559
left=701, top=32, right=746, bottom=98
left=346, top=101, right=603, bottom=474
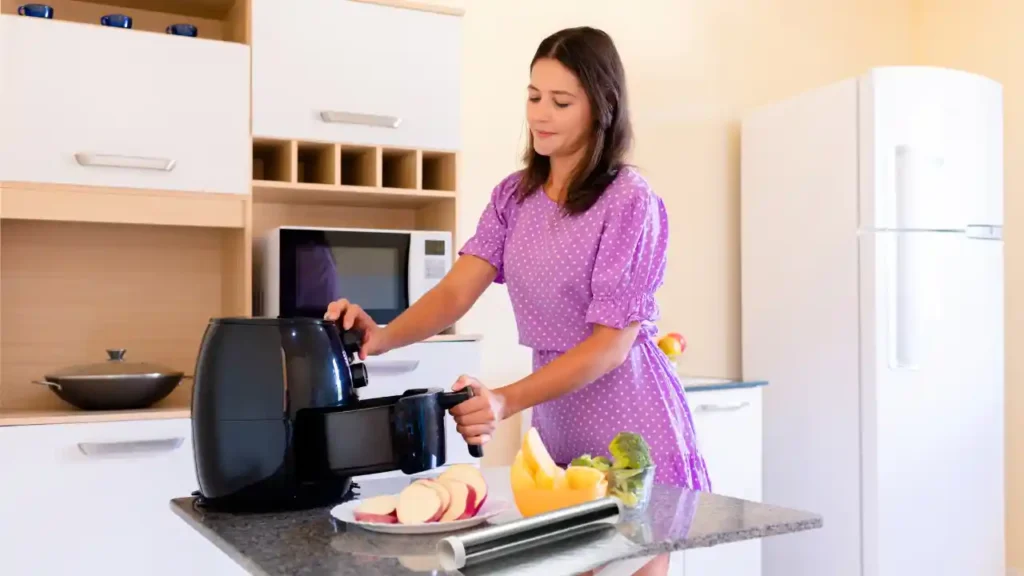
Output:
left=585, top=187, right=669, bottom=330
left=457, top=172, right=521, bottom=284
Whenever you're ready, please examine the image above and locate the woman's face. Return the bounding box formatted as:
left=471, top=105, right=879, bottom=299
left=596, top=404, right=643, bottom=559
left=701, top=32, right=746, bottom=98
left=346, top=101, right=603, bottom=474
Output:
left=527, top=58, right=592, bottom=158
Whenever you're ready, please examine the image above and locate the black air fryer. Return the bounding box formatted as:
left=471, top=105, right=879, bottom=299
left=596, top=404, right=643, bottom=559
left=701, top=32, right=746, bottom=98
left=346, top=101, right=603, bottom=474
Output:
left=190, top=317, right=481, bottom=512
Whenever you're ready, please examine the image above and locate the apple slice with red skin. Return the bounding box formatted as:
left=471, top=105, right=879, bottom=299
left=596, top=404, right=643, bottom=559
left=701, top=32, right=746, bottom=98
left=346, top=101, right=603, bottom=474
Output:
left=353, top=494, right=399, bottom=524
left=396, top=482, right=444, bottom=524
left=436, top=478, right=477, bottom=522
left=415, top=478, right=451, bottom=516
left=438, top=464, right=488, bottom=514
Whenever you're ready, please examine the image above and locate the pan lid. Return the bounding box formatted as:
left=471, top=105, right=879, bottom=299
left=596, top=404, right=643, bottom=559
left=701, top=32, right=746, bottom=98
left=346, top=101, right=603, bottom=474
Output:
left=45, top=349, right=183, bottom=381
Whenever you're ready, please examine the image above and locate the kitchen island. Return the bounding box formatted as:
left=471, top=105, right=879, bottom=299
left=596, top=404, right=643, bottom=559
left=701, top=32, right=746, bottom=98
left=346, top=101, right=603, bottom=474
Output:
left=170, top=466, right=821, bottom=576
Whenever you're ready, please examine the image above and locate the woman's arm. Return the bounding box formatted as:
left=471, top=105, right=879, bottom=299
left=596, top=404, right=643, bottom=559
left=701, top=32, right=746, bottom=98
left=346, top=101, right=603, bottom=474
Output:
left=376, top=255, right=497, bottom=351
left=450, top=322, right=642, bottom=442
left=500, top=323, right=641, bottom=417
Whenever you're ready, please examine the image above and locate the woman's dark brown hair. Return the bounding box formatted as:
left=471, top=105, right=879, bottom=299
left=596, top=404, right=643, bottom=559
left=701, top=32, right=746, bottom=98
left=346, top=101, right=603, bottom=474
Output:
left=516, top=26, right=634, bottom=215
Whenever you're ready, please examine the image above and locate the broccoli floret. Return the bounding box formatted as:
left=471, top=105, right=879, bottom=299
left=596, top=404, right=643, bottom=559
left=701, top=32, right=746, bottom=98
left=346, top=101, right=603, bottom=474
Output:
left=608, top=431, right=652, bottom=470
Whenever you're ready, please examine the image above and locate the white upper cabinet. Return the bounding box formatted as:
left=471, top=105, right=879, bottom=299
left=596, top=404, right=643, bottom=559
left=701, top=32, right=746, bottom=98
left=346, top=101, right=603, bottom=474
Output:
left=0, top=15, right=250, bottom=195
left=252, top=0, right=462, bottom=151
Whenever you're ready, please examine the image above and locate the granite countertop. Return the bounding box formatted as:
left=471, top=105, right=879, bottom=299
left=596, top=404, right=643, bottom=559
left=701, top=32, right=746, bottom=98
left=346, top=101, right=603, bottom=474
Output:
left=170, top=467, right=820, bottom=576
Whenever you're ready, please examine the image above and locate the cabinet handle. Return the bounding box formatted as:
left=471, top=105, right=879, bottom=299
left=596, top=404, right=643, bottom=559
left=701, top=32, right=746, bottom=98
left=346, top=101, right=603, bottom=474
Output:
left=77, top=437, right=184, bottom=457
left=74, top=152, right=176, bottom=172
left=693, top=401, right=750, bottom=413
left=363, top=359, right=420, bottom=375
left=319, top=110, right=402, bottom=129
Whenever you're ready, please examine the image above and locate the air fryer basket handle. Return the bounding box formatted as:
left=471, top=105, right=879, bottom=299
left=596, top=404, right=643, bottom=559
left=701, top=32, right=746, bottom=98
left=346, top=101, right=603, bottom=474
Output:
left=439, top=389, right=484, bottom=459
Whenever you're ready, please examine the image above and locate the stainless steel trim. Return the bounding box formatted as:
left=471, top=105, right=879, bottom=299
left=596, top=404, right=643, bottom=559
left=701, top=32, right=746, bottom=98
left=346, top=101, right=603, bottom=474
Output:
left=74, top=153, right=176, bottom=171
left=77, top=437, right=184, bottom=456
left=319, top=110, right=402, bottom=129
left=694, top=401, right=750, bottom=413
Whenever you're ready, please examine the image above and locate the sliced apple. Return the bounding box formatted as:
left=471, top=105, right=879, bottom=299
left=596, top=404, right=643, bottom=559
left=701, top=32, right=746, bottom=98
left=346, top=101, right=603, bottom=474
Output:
left=437, top=478, right=476, bottom=522
left=353, top=494, right=399, bottom=524
left=438, top=464, right=488, bottom=513
left=415, top=478, right=451, bottom=514
left=396, top=482, right=444, bottom=524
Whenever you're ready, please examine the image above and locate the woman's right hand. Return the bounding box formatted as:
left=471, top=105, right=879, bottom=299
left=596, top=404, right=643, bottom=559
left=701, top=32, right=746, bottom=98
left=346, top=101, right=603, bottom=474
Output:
left=324, top=299, right=388, bottom=360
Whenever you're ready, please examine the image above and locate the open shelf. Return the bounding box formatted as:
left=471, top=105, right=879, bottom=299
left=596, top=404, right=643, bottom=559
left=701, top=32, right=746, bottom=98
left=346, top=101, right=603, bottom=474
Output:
left=382, top=148, right=419, bottom=190
left=251, top=138, right=458, bottom=207
left=422, top=150, right=458, bottom=192
left=0, top=218, right=249, bottom=414
left=341, top=145, right=378, bottom=187
left=0, top=0, right=249, bottom=44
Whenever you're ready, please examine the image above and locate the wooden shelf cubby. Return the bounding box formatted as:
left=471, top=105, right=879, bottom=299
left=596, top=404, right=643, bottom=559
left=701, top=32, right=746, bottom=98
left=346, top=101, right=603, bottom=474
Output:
left=0, top=215, right=249, bottom=414
left=0, top=0, right=249, bottom=44
left=251, top=138, right=458, bottom=208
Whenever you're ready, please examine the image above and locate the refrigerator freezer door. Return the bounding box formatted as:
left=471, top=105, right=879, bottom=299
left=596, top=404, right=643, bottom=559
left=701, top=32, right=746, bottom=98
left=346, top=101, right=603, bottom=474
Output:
left=860, top=67, right=1003, bottom=231
left=859, top=230, right=1005, bottom=576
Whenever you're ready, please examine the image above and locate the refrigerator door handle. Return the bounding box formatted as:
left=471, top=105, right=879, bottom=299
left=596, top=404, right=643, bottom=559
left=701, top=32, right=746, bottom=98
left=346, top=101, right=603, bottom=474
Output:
left=965, top=224, right=1002, bottom=240
left=888, top=233, right=921, bottom=371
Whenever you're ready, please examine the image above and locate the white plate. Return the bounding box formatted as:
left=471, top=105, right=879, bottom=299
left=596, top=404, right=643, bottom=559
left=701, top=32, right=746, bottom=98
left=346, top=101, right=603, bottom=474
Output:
left=330, top=498, right=512, bottom=535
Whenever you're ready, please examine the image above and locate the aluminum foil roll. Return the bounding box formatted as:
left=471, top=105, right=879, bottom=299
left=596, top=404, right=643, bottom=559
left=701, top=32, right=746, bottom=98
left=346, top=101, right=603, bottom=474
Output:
left=436, top=497, right=624, bottom=571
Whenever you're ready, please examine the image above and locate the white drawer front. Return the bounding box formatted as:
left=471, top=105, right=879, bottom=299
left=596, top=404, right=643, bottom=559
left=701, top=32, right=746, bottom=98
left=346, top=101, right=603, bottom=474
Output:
left=685, top=386, right=763, bottom=576
left=0, top=419, right=243, bottom=576
left=252, top=0, right=461, bottom=151
left=0, top=16, right=250, bottom=195
left=357, top=340, right=481, bottom=465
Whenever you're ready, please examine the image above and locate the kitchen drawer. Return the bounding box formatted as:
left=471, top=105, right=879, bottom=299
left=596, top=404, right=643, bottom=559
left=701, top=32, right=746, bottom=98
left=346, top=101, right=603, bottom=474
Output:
left=684, top=386, right=763, bottom=576
left=252, top=0, right=461, bottom=151
left=0, top=419, right=245, bottom=576
left=0, top=15, right=249, bottom=195
left=357, top=339, right=481, bottom=465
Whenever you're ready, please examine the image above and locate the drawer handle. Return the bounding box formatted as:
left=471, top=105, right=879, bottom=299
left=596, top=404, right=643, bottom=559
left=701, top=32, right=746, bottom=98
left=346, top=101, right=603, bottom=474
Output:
left=74, top=152, right=176, bottom=172
left=77, top=437, right=184, bottom=457
left=694, top=401, right=750, bottom=413
left=363, top=359, right=420, bottom=375
left=319, top=110, right=402, bottom=129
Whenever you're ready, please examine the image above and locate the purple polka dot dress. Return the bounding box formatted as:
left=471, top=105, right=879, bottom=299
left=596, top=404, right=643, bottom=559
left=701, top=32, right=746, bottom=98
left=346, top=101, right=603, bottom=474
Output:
left=458, top=168, right=711, bottom=490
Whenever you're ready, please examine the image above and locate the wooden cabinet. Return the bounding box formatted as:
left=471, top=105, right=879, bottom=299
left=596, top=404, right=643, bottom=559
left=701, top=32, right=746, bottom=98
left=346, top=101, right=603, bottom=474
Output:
left=0, top=15, right=250, bottom=195
left=682, top=386, right=764, bottom=576
left=251, top=0, right=461, bottom=150
left=356, top=337, right=482, bottom=466
left=0, top=418, right=247, bottom=576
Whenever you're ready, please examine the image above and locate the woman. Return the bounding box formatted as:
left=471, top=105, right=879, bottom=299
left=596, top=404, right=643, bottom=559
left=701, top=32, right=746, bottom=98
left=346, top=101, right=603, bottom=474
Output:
left=325, top=26, right=709, bottom=575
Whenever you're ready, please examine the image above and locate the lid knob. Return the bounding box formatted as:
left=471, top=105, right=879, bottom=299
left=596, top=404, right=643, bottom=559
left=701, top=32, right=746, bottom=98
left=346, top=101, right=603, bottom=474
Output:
left=106, top=349, right=127, bottom=361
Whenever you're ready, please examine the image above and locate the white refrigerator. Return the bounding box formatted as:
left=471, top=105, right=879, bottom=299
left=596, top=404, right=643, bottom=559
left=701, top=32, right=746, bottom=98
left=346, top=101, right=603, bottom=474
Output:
left=740, top=66, right=1005, bottom=576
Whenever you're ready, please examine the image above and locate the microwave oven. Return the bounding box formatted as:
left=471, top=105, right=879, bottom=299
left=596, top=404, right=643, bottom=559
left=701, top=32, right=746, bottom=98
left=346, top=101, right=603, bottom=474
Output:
left=260, top=226, right=452, bottom=324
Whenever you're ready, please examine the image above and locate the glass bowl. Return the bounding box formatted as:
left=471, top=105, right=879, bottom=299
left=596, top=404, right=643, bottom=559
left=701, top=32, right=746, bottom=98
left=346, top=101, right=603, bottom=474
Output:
left=607, top=465, right=655, bottom=511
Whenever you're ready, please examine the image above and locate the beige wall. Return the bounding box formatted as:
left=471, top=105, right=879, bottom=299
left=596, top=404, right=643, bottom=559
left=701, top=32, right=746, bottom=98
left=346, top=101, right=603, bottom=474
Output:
left=911, top=0, right=1023, bottom=565
left=451, top=0, right=1018, bottom=568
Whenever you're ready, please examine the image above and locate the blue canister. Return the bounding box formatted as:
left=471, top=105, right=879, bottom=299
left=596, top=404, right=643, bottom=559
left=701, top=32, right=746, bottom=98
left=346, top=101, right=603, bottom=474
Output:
left=166, top=23, right=198, bottom=37
left=18, top=4, right=53, bottom=18
left=100, top=14, right=132, bottom=28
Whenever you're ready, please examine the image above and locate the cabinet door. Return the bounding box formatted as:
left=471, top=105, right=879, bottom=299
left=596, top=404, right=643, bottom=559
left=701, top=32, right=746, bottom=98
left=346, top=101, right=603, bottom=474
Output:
left=684, top=387, right=763, bottom=576
left=252, top=0, right=461, bottom=150
left=0, top=16, right=250, bottom=195
left=0, top=419, right=246, bottom=576
left=356, top=339, right=481, bottom=465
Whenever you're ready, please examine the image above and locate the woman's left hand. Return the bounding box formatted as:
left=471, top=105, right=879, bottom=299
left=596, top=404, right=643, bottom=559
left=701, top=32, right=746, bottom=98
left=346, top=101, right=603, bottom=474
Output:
left=449, top=375, right=506, bottom=447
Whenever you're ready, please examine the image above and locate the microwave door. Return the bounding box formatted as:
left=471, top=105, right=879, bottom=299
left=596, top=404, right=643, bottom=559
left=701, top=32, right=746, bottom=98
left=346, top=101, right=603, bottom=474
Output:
left=279, top=228, right=410, bottom=323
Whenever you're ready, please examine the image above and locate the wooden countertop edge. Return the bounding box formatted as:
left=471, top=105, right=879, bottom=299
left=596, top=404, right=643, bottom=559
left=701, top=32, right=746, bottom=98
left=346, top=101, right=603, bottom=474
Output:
left=0, top=406, right=191, bottom=427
